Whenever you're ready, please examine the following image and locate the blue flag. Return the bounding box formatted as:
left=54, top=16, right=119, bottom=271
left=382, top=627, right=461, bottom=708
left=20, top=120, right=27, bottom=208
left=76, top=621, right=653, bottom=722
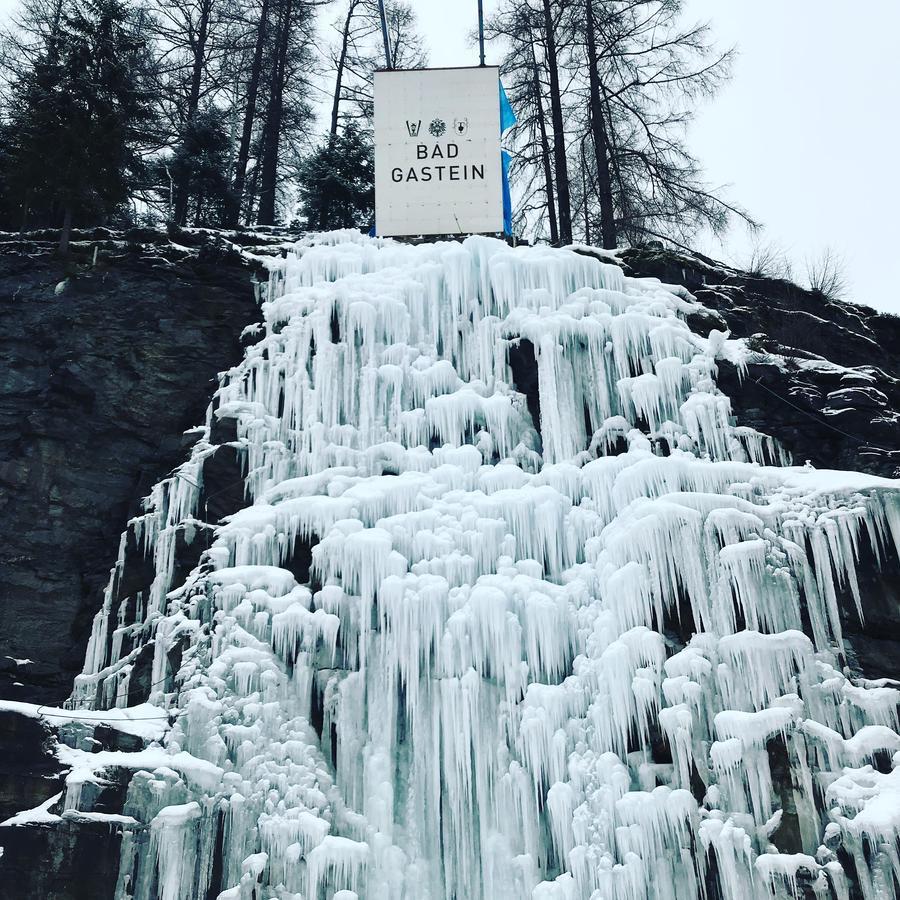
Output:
left=499, top=82, right=517, bottom=134
left=499, top=82, right=517, bottom=235
left=501, top=151, right=513, bottom=236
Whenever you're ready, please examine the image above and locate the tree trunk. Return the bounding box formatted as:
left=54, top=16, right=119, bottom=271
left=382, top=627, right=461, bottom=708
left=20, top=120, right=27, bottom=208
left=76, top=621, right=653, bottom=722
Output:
left=256, top=0, right=292, bottom=225
left=246, top=153, right=261, bottom=222
left=58, top=205, right=73, bottom=256
left=174, top=0, right=213, bottom=225
left=580, top=138, right=590, bottom=244
left=187, top=0, right=212, bottom=121
left=541, top=0, right=572, bottom=245
left=329, top=0, right=358, bottom=138
left=586, top=0, right=616, bottom=249
left=18, top=188, right=32, bottom=233
left=530, top=37, right=558, bottom=246
left=313, top=0, right=359, bottom=231
left=46, top=0, right=65, bottom=65
left=228, top=0, right=270, bottom=227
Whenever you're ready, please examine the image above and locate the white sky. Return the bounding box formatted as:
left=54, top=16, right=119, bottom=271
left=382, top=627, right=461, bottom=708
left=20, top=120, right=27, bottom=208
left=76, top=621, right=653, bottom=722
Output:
left=416, top=0, right=900, bottom=315
left=2, top=0, right=897, bottom=313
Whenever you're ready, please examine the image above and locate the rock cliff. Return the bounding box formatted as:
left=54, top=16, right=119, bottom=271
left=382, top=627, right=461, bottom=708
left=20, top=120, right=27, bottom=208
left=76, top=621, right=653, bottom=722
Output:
left=0, top=229, right=274, bottom=703
left=0, top=232, right=897, bottom=900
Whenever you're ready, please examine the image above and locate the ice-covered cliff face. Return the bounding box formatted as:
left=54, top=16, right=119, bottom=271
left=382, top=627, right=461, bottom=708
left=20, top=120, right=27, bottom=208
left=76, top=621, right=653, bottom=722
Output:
left=63, top=233, right=900, bottom=899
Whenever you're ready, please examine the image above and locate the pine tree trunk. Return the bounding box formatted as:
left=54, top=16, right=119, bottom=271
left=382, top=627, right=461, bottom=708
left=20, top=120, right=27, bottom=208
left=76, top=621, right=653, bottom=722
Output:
left=580, top=139, right=590, bottom=244
left=530, top=39, right=558, bottom=246
left=256, top=0, right=292, bottom=225
left=541, top=0, right=572, bottom=245
left=228, top=0, right=270, bottom=227
left=174, top=0, right=213, bottom=225
left=58, top=205, right=73, bottom=256
left=315, top=0, right=358, bottom=231
left=330, top=0, right=358, bottom=138
left=586, top=0, right=616, bottom=249
left=18, top=189, right=31, bottom=233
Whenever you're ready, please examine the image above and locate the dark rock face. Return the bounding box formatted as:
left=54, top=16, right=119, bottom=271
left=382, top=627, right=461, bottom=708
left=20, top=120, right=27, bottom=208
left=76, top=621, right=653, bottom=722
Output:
left=0, top=237, right=263, bottom=703
left=614, top=247, right=900, bottom=478
left=0, top=816, right=127, bottom=899
left=0, top=711, right=63, bottom=822
left=0, top=709, right=146, bottom=900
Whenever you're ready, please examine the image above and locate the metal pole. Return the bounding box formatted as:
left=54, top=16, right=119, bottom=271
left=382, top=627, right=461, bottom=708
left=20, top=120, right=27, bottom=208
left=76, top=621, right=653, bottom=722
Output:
left=477, top=0, right=486, bottom=66
left=378, top=0, right=392, bottom=69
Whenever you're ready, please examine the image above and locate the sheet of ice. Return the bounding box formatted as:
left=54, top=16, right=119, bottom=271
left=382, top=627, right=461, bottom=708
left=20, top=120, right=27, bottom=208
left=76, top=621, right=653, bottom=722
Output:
left=52, top=233, right=900, bottom=900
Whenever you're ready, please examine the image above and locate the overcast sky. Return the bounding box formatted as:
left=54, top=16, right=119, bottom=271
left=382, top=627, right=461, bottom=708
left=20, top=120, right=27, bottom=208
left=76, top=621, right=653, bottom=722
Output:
left=416, top=0, right=900, bottom=315
left=2, top=0, right=897, bottom=314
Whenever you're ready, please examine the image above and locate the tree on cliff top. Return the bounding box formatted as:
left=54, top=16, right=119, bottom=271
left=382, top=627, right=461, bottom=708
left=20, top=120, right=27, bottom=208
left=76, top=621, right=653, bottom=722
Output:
left=489, top=0, right=755, bottom=249
left=296, top=122, right=374, bottom=231
left=0, top=0, right=153, bottom=251
left=158, top=108, right=235, bottom=227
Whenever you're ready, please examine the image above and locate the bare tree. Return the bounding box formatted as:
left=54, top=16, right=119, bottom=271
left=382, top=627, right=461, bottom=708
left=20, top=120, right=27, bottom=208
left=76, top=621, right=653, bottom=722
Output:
left=491, top=0, right=755, bottom=249
left=0, top=0, right=68, bottom=74
left=326, top=0, right=426, bottom=129
left=805, top=248, right=847, bottom=300
left=743, top=239, right=794, bottom=281
left=594, top=1, right=755, bottom=247
left=540, top=0, right=572, bottom=244
left=328, top=0, right=365, bottom=138
left=584, top=0, right=614, bottom=248
left=485, top=3, right=562, bottom=244
left=146, top=0, right=233, bottom=222
left=256, top=0, right=318, bottom=224
left=226, top=0, right=271, bottom=226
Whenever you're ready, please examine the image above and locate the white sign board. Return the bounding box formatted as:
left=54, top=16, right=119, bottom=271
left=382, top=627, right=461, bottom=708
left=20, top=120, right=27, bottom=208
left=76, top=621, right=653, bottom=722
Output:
left=374, top=66, right=503, bottom=237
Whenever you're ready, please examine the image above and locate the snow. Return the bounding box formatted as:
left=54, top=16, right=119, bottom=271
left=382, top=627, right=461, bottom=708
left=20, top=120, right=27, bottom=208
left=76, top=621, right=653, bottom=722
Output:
left=0, top=700, right=170, bottom=742
left=47, top=233, right=900, bottom=899
left=1, top=792, right=63, bottom=827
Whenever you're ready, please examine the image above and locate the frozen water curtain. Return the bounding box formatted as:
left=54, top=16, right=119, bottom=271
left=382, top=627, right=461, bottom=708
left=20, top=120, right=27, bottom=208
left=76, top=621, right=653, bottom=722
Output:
left=69, top=233, right=900, bottom=900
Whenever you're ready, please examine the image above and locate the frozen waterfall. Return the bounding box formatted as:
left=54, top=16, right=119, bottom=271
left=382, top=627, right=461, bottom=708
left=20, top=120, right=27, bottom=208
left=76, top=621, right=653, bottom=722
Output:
left=62, top=232, right=900, bottom=899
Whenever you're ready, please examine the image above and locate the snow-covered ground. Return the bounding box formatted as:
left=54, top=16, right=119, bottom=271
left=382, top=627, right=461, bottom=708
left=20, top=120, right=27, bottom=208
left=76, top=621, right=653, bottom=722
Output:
left=10, top=232, right=899, bottom=899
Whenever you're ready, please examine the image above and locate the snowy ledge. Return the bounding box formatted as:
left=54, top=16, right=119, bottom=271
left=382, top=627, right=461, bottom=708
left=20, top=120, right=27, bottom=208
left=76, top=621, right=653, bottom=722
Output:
left=0, top=700, right=170, bottom=743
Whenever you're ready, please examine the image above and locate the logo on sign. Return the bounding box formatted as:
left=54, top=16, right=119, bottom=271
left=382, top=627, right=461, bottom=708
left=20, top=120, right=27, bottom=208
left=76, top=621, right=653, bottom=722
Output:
left=406, top=120, right=421, bottom=137
left=453, top=118, right=469, bottom=136
left=428, top=118, right=446, bottom=138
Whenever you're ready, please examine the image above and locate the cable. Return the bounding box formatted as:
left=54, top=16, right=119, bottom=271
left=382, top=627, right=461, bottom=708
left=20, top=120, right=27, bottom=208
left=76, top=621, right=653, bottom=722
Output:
left=30, top=670, right=196, bottom=721
left=750, top=375, right=896, bottom=456
left=33, top=705, right=181, bottom=722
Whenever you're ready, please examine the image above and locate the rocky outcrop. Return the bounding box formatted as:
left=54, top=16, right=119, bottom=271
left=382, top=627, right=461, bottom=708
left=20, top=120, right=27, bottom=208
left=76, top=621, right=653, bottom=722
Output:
left=0, top=817, right=127, bottom=900
left=613, top=246, right=900, bottom=479
left=0, top=709, right=152, bottom=900
left=0, top=711, right=63, bottom=822
left=608, top=246, right=900, bottom=685
left=0, top=230, right=279, bottom=703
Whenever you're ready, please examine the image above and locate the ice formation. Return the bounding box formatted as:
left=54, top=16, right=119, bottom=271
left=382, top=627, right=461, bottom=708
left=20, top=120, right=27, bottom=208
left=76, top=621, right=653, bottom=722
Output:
left=52, top=232, right=900, bottom=899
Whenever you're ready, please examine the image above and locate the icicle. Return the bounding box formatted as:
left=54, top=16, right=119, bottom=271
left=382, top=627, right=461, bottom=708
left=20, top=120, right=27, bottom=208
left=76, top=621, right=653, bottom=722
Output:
left=64, top=232, right=900, bottom=900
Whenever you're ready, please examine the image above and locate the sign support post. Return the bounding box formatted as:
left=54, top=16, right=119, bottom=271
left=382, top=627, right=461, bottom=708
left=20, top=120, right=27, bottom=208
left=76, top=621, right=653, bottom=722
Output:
left=477, top=0, right=486, bottom=66
left=378, top=0, right=392, bottom=69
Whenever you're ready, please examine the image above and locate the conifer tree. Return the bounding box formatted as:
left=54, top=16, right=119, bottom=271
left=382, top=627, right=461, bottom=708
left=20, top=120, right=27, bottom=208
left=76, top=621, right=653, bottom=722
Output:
left=164, top=108, right=234, bottom=226
left=489, top=0, right=755, bottom=248
left=296, top=122, right=373, bottom=231
left=1, top=0, right=153, bottom=251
